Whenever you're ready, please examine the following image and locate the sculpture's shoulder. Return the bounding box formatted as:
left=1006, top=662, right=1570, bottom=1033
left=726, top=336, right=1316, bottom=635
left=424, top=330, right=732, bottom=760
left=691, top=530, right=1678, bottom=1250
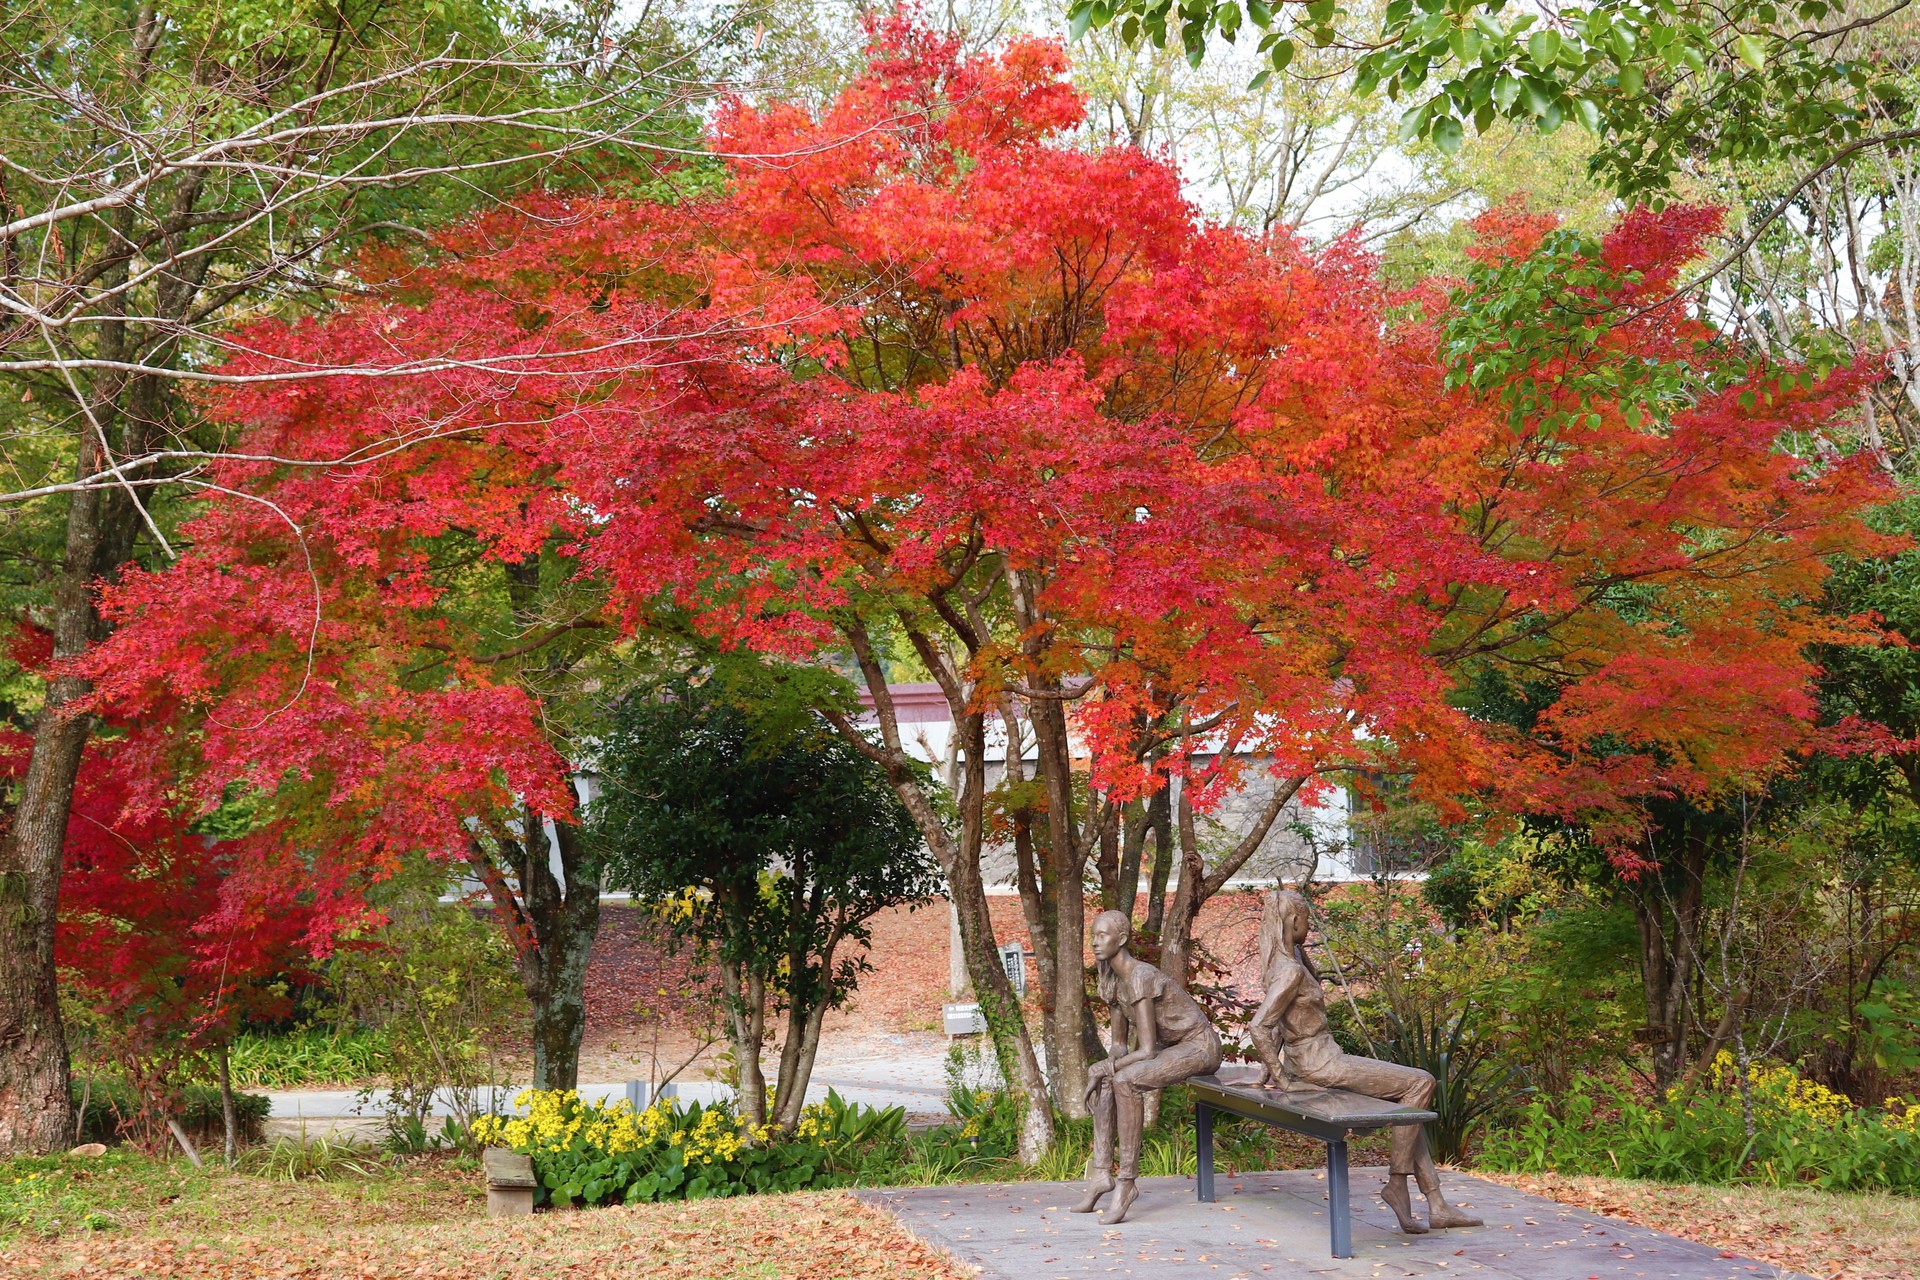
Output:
left=1101, top=955, right=1176, bottom=1007
left=1124, top=958, right=1184, bottom=1004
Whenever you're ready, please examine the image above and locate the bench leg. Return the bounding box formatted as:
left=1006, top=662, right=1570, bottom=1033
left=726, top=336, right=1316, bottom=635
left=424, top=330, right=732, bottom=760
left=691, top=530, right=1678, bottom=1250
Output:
left=1326, top=1138, right=1352, bottom=1259
left=1195, top=1101, right=1215, bottom=1203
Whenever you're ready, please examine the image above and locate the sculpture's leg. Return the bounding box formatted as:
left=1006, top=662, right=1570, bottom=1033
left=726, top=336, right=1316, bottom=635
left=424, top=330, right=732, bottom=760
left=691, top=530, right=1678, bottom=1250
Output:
left=1326, top=1138, right=1352, bottom=1259
left=1307, top=1053, right=1437, bottom=1236
left=1072, top=1069, right=1116, bottom=1213
left=1100, top=1071, right=1147, bottom=1224
left=1378, top=1163, right=1427, bottom=1233
left=1415, top=1130, right=1482, bottom=1229
left=1195, top=1101, right=1214, bottom=1203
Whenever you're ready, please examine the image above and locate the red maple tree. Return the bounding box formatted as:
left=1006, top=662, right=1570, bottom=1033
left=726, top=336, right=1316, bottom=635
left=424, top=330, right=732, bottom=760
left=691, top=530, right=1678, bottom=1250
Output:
left=83, top=14, right=1899, bottom=1153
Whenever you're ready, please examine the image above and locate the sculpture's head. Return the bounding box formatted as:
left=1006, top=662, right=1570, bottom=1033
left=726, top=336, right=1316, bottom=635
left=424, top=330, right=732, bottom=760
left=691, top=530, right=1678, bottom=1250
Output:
left=1264, top=888, right=1311, bottom=952
left=1090, top=909, right=1133, bottom=964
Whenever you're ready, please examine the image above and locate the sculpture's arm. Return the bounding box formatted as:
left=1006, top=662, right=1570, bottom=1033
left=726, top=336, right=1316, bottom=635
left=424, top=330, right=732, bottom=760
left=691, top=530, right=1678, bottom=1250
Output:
left=1253, top=962, right=1306, bottom=1026
left=1248, top=963, right=1306, bottom=1085
left=1086, top=1001, right=1130, bottom=1102
left=1108, top=998, right=1157, bottom=1073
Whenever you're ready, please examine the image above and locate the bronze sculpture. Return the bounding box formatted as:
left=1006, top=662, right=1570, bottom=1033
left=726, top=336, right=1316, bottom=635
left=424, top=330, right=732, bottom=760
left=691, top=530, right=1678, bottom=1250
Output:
left=1072, top=909, right=1223, bottom=1225
left=1247, top=888, right=1482, bottom=1234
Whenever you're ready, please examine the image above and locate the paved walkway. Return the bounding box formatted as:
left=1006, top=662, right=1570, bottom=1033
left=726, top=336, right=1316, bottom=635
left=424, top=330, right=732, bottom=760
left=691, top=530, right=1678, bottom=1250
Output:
left=858, top=1170, right=1810, bottom=1280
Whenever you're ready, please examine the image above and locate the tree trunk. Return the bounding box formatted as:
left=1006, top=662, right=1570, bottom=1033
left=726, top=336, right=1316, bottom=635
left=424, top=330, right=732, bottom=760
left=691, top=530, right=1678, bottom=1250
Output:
left=0, top=400, right=150, bottom=1154
left=1162, top=786, right=1207, bottom=990
left=1163, top=774, right=1301, bottom=989
left=721, top=960, right=768, bottom=1128
left=772, top=994, right=832, bottom=1132
left=1003, top=715, right=1064, bottom=1110
left=1142, top=786, right=1173, bottom=945
left=834, top=628, right=1054, bottom=1161
left=218, top=1040, right=237, bottom=1165
left=1095, top=802, right=1121, bottom=911
left=530, top=819, right=600, bottom=1091
left=1630, top=833, right=1710, bottom=1091
left=1029, top=694, right=1090, bottom=1118
left=1116, top=799, right=1148, bottom=921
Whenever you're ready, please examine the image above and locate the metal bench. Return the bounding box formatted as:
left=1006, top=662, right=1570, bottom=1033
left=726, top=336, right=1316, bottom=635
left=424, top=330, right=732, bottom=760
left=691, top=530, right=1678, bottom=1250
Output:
left=1189, top=1069, right=1438, bottom=1259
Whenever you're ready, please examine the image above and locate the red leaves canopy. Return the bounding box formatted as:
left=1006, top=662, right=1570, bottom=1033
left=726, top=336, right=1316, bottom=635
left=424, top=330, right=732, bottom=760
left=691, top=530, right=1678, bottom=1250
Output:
left=83, top=17, right=1899, bottom=871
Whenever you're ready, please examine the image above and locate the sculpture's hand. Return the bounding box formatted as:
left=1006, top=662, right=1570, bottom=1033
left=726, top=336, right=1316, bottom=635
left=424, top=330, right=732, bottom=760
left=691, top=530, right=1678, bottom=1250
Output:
left=1084, top=1057, right=1114, bottom=1105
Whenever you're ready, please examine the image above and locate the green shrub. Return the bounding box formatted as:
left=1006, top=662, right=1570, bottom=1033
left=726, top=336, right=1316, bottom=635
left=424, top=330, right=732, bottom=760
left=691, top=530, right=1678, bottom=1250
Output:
left=1378, top=1005, right=1530, bottom=1165
left=1479, top=1063, right=1920, bottom=1193
left=330, top=885, right=523, bottom=1145
left=68, top=1076, right=269, bottom=1147
left=227, top=1028, right=389, bottom=1088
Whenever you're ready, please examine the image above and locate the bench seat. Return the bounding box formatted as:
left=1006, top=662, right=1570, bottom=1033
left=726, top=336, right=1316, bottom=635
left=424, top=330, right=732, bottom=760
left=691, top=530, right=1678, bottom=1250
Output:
left=1188, top=1069, right=1437, bottom=1258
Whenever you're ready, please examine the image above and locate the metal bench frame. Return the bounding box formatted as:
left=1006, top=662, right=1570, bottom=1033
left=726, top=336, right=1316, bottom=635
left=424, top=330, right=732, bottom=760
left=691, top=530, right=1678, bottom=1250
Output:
left=1189, top=1072, right=1437, bottom=1259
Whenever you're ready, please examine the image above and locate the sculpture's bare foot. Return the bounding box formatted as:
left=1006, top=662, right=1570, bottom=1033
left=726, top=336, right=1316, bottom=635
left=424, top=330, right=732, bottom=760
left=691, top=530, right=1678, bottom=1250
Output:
left=1071, top=1175, right=1114, bottom=1213
left=1380, top=1179, right=1428, bottom=1234
left=1099, top=1178, right=1138, bottom=1225
left=1424, top=1195, right=1482, bottom=1230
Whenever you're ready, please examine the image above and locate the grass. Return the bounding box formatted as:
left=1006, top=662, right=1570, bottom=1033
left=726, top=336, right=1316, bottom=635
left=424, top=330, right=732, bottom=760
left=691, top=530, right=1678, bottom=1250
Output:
left=1484, top=1171, right=1920, bottom=1280
left=0, top=1150, right=961, bottom=1280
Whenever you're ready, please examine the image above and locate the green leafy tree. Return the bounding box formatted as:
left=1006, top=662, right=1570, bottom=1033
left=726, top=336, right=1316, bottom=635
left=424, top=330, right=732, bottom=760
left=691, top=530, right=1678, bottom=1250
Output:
left=590, top=667, right=940, bottom=1132
left=1070, top=0, right=1920, bottom=204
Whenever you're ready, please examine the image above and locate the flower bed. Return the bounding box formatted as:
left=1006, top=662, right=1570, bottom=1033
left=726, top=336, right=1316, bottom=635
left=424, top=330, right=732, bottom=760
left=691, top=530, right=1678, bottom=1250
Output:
left=472, top=1089, right=905, bottom=1205
left=1480, top=1055, right=1920, bottom=1193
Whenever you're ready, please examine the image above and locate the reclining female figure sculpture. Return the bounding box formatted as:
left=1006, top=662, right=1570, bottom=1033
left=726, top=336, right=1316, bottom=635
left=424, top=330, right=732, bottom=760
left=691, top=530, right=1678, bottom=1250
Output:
left=1248, top=889, right=1482, bottom=1235
left=1072, top=909, right=1223, bottom=1225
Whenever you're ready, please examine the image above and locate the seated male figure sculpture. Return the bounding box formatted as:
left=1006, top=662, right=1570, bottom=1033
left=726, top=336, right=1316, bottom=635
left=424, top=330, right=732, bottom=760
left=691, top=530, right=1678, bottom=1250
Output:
left=1248, top=889, right=1482, bottom=1234
left=1073, top=909, right=1223, bottom=1225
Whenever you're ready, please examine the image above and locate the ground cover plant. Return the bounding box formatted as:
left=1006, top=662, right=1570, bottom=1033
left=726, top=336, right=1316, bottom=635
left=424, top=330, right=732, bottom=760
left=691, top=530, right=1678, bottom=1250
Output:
left=226, top=1029, right=391, bottom=1090
left=1481, top=1057, right=1920, bottom=1193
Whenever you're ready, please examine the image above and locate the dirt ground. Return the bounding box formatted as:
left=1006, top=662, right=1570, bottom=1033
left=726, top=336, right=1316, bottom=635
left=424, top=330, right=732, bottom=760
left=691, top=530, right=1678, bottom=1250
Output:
left=572, top=890, right=1272, bottom=1081
left=1482, top=1172, right=1920, bottom=1280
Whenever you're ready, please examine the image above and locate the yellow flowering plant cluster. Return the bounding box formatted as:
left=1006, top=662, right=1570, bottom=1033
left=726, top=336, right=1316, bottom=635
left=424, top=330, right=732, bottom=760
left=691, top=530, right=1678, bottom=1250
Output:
left=1484, top=1061, right=1920, bottom=1193
left=1700, top=1052, right=1853, bottom=1124
left=470, top=1088, right=905, bottom=1206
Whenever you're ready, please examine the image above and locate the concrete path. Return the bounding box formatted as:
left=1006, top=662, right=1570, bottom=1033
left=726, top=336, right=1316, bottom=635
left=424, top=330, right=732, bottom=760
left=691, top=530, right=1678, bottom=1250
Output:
left=266, top=1075, right=943, bottom=1119
left=263, top=1028, right=975, bottom=1128
left=857, top=1170, right=1811, bottom=1280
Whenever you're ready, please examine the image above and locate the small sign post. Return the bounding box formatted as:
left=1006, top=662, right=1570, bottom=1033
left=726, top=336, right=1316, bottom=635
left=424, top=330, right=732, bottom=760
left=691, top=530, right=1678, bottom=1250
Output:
left=999, top=941, right=1027, bottom=997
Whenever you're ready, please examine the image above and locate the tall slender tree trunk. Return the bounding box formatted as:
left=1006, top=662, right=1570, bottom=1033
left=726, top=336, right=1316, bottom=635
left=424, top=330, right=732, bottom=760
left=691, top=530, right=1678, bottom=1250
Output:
left=495, top=556, right=602, bottom=1091
left=1116, top=799, right=1148, bottom=920
left=831, top=649, right=1054, bottom=1162
left=1029, top=695, right=1091, bottom=1118
left=0, top=378, right=151, bottom=1154
left=1002, top=710, right=1066, bottom=1108
left=1631, top=834, right=1709, bottom=1091
left=218, top=1040, right=238, bottom=1164
left=1142, top=786, right=1173, bottom=945
left=524, top=817, right=599, bottom=1091
left=721, top=960, right=769, bottom=1128
left=1163, top=774, right=1302, bottom=990
left=772, top=995, right=833, bottom=1132
left=0, top=5, right=176, bottom=1154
